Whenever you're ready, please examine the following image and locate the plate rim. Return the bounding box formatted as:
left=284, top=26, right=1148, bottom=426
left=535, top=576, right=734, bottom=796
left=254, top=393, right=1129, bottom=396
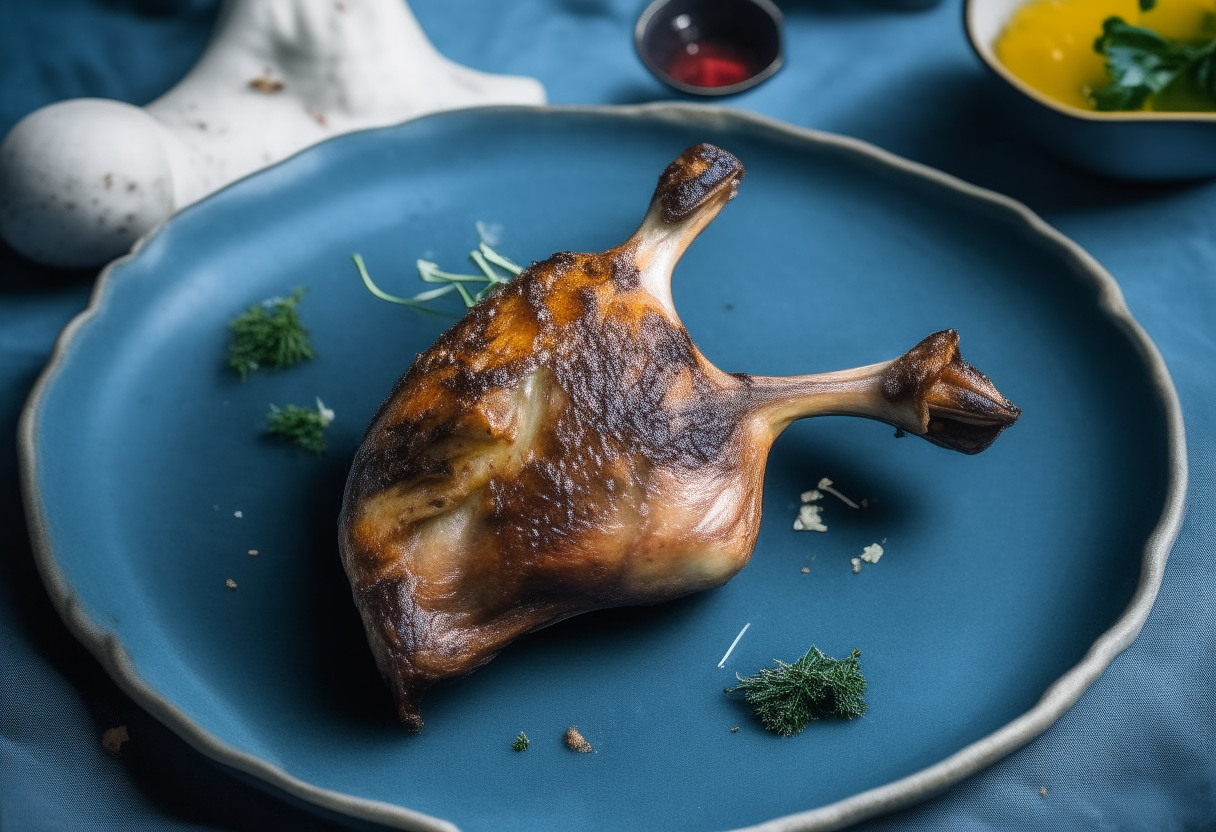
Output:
left=17, top=102, right=1188, bottom=832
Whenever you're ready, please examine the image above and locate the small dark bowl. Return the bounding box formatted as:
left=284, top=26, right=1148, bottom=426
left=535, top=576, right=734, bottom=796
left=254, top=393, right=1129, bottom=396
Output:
left=635, top=0, right=783, bottom=96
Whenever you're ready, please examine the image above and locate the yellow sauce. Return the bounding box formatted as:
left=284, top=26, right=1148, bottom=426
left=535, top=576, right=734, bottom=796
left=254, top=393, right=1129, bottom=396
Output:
left=995, top=0, right=1216, bottom=111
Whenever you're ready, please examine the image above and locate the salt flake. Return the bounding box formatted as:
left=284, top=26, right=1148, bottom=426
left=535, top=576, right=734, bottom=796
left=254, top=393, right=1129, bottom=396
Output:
left=792, top=503, right=827, bottom=532
left=315, top=397, right=335, bottom=426
left=860, top=543, right=884, bottom=564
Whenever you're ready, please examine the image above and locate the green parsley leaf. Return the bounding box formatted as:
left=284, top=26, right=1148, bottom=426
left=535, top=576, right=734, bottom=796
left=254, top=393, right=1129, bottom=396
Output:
left=227, top=286, right=315, bottom=380
left=265, top=398, right=334, bottom=455
left=1092, top=16, right=1216, bottom=111
left=510, top=731, right=530, bottom=752
left=725, top=646, right=867, bottom=737
left=1140, top=0, right=1156, bottom=12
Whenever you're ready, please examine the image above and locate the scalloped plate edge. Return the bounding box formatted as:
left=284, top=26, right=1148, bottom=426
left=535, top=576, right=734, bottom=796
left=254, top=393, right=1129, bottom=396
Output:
left=17, top=102, right=1188, bottom=832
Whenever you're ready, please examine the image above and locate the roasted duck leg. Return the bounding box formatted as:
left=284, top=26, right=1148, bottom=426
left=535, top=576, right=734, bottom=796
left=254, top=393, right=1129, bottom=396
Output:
left=339, top=144, right=1020, bottom=730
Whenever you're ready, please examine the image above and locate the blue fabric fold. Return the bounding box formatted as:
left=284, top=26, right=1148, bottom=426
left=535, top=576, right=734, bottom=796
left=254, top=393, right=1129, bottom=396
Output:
left=1, top=0, right=1211, bottom=829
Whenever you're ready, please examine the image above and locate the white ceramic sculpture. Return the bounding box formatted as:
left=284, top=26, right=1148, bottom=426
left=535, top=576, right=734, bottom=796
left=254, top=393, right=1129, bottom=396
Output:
left=0, top=0, right=546, bottom=269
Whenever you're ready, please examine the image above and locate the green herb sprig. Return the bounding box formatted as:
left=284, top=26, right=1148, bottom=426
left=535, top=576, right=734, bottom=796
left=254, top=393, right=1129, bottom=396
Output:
left=265, top=398, right=334, bottom=455
left=510, top=731, right=530, bottom=752
left=227, top=287, right=315, bottom=380
left=352, top=241, right=523, bottom=314
left=1092, top=14, right=1216, bottom=111
left=726, top=646, right=868, bottom=737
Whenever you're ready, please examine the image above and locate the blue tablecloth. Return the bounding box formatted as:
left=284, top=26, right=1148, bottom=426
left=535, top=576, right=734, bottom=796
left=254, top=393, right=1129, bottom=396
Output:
left=1, top=1, right=1212, bottom=829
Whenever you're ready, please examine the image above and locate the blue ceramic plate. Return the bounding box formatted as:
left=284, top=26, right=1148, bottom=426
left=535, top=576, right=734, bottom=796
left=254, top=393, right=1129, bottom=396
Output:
left=20, top=105, right=1185, bottom=832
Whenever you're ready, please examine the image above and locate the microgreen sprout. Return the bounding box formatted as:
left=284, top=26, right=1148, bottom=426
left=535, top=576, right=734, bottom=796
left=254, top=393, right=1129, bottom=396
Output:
left=726, top=646, right=868, bottom=737
left=227, top=286, right=315, bottom=380
left=265, top=397, right=334, bottom=455
left=352, top=239, right=523, bottom=315
left=511, top=731, right=530, bottom=752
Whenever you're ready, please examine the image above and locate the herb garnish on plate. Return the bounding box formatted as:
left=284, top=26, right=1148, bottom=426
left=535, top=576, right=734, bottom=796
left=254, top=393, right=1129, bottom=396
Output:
left=227, top=286, right=315, bottom=379
left=726, top=646, right=868, bottom=737
left=352, top=240, right=522, bottom=314
left=265, top=398, right=334, bottom=455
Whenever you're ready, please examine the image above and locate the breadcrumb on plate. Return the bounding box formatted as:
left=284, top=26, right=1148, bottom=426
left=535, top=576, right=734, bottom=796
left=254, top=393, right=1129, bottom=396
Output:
left=564, top=726, right=593, bottom=753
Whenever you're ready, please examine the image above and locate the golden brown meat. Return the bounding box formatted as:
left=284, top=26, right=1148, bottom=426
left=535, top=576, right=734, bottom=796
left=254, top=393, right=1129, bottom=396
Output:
left=339, top=144, right=1020, bottom=730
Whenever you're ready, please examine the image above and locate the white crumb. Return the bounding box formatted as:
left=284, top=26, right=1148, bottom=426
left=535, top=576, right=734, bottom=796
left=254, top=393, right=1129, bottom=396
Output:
left=315, top=397, right=335, bottom=426
left=225, top=578, right=238, bottom=590
left=799, top=489, right=823, bottom=503
left=792, top=503, right=827, bottom=532
left=818, top=478, right=860, bottom=509
left=233, top=510, right=243, bottom=518
left=860, top=543, right=885, bottom=564
left=475, top=220, right=503, bottom=246
left=850, top=557, right=863, bottom=574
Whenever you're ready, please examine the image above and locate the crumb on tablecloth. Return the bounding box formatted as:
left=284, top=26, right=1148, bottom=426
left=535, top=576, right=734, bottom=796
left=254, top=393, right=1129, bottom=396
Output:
left=101, top=726, right=129, bottom=755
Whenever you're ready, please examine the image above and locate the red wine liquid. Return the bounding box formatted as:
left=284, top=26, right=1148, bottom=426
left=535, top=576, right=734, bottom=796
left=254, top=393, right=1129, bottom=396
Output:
left=664, top=41, right=753, bottom=88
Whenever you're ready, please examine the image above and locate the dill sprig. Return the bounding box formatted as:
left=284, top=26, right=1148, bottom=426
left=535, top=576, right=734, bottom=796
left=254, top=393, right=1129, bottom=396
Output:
left=227, top=286, right=315, bottom=380
left=265, top=398, right=334, bottom=455
left=726, top=646, right=868, bottom=737
left=510, top=731, right=530, bottom=752
left=351, top=240, right=523, bottom=315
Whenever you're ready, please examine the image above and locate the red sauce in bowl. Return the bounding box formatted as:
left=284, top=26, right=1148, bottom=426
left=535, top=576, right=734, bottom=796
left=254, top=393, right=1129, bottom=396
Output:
left=664, top=41, right=753, bottom=88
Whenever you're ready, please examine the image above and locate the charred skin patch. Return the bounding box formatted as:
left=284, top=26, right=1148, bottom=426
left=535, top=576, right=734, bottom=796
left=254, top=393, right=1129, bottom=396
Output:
left=652, top=143, right=745, bottom=224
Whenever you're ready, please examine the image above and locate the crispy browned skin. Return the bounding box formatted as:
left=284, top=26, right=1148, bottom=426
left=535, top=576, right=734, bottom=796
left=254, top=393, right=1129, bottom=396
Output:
left=339, top=144, right=1020, bottom=730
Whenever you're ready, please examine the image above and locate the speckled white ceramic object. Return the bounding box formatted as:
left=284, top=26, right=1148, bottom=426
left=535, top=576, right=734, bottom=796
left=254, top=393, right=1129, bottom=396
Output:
left=0, top=0, right=546, bottom=268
